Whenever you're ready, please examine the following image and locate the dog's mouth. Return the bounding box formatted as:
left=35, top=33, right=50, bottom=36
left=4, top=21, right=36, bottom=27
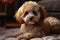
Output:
left=23, top=16, right=36, bottom=24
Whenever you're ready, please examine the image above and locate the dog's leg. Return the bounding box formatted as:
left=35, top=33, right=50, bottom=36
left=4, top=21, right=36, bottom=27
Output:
left=17, top=32, right=33, bottom=40
left=5, top=31, right=22, bottom=38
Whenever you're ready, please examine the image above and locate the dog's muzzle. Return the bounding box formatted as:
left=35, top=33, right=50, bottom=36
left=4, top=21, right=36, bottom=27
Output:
left=22, top=12, right=40, bottom=24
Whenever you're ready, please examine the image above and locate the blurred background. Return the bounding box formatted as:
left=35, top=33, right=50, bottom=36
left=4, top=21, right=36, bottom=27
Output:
left=0, top=0, right=60, bottom=28
left=0, top=0, right=41, bottom=28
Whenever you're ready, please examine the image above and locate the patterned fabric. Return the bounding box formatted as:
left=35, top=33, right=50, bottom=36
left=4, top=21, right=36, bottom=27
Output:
left=0, top=27, right=60, bottom=40
left=38, top=0, right=60, bottom=11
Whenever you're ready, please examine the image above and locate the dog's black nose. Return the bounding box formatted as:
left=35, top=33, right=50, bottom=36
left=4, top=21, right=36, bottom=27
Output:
left=30, top=17, right=33, bottom=21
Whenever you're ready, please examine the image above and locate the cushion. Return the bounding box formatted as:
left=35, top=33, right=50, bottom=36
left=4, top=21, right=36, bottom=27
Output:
left=38, top=0, right=60, bottom=11
left=47, top=12, right=60, bottom=19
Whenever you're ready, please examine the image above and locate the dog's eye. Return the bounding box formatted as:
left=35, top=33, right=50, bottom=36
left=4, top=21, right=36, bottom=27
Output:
left=33, top=11, right=37, bottom=15
left=24, top=11, right=28, bottom=17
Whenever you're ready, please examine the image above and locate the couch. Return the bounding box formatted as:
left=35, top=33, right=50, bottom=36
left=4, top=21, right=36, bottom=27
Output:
left=38, top=0, right=60, bottom=19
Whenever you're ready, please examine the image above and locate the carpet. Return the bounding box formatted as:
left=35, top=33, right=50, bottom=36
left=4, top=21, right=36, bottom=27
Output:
left=0, top=27, right=60, bottom=40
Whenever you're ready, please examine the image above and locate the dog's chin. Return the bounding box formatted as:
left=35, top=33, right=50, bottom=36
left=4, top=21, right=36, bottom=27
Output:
left=25, top=21, right=36, bottom=24
left=28, top=22, right=35, bottom=24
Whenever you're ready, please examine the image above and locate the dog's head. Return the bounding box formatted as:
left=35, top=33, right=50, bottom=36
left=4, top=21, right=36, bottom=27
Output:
left=15, top=1, right=47, bottom=24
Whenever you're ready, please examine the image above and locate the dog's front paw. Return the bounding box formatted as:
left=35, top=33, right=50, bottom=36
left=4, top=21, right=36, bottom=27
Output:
left=17, top=33, right=33, bottom=40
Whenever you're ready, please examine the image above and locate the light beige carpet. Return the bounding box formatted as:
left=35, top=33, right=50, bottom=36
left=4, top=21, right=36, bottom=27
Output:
left=0, top=27, right=60, bottom=40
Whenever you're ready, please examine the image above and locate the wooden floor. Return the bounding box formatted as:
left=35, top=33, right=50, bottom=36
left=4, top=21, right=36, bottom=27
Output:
left=6, top=22, right=20, bottom=28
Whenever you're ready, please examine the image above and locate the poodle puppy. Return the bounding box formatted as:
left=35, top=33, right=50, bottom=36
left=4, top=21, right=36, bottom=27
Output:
left=6, top=1, right=60, bottom=40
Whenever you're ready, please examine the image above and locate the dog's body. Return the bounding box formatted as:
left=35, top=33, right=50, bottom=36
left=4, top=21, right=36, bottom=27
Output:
left=44, top=17, right=60, bottom=34
left=6, top=1, right=60, bottom=40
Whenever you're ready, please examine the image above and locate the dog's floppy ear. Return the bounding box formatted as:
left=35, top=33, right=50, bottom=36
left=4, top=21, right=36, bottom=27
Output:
left=14, top=6, right=24, bottom=25
left=39, top=5, right=47, bottom=18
